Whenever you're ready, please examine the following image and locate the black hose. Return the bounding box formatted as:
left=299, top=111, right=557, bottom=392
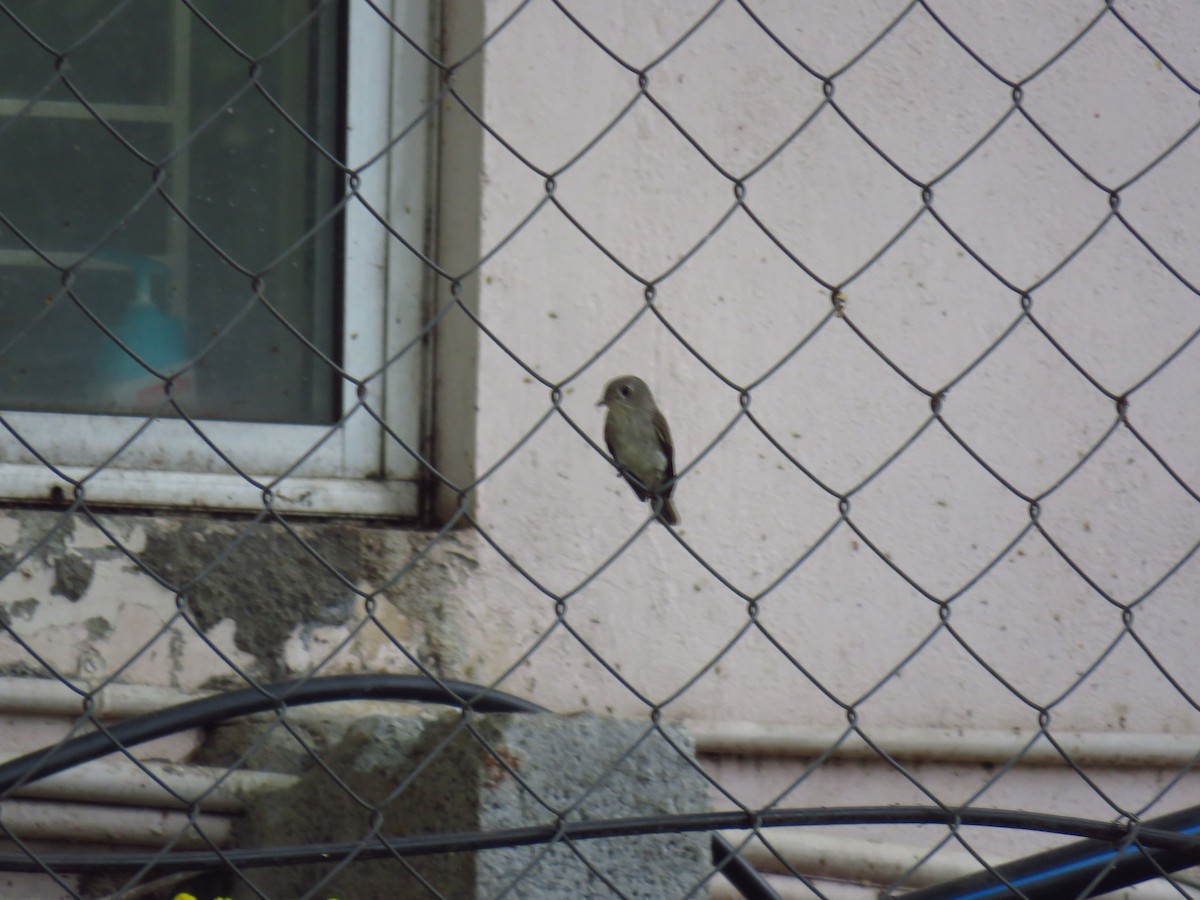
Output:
left=0, top=805, right=1197, bottom=875
left=894, top=803, right=1200, bottom=900
left=0, top=673, right=546, bottom=796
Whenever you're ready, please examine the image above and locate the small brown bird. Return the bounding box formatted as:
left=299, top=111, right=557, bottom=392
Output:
left=597, top=375, right=679, bottom=525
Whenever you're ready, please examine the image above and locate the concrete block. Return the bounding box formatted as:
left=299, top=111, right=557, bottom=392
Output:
left=237, top=712, right=712, bottom=898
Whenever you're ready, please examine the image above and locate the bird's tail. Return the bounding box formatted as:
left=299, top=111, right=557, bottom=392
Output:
left=656, top=496, right=679, bottom=526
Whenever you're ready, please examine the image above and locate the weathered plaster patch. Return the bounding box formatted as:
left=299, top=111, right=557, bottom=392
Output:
left=0, top=547, right=16, bottom=579
left=0, top=510, right=486, bottom=688
left=136, top=520, right=370, bottom=679
left=64, top=517, right=124, bottom=552
left=0, top=597, right=38, bottom=625
left=52, top=554, right=95, bottom=601
left=170, top=618, right=259, bottom=689
left=0, top=515, right=20, bottom=546
left=83, top=616, right=112, bottom=641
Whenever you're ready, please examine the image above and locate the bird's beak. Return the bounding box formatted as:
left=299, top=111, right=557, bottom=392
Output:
left=596, top=397, right=607, bottom=407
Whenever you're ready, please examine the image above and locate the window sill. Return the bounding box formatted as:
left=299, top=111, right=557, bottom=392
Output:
left=0, top=464, right=417, bottom=517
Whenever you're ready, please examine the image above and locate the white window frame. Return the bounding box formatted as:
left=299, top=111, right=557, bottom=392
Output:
left=0, top=1, right=431, bottom=517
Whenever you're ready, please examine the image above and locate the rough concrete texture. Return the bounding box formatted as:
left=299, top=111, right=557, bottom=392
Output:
left=190, top=702, right=425, bottom=776
left=237, top=712, right=712, bottom=899
left=0, top=509, right=482, bottom=689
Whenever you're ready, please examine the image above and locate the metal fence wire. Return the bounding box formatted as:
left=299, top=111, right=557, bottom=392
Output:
left=1, top=0, right=1199, bottom=898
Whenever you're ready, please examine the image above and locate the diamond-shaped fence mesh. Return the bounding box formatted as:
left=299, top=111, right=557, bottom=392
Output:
left=0, top=0, right=1199, bottom=898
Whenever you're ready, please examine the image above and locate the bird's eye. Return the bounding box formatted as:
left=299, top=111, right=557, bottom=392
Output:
left=620, top=385, right=631, bottom=397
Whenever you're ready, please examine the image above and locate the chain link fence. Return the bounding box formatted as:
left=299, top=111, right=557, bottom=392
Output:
left=1, top=0, right=1199, bottom=898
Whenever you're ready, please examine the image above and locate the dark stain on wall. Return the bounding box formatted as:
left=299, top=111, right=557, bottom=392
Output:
left=52, top=554, right=95, bottom=601
left=138, top=520, right=376, bottom=679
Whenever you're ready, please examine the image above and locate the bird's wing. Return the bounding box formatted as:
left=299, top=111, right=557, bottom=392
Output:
left=606, top=410, right=650, bottom=500
left=653, top=408, right=676, bottom=495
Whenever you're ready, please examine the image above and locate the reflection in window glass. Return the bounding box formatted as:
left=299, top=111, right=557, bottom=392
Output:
left=0, top=1, right=344, bottom=423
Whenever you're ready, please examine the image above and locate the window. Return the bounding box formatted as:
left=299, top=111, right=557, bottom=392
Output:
left=0, top=1, right=431, bottom=515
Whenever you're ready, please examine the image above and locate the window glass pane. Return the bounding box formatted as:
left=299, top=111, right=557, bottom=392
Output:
left=0, top=0, right=343, bottom=424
